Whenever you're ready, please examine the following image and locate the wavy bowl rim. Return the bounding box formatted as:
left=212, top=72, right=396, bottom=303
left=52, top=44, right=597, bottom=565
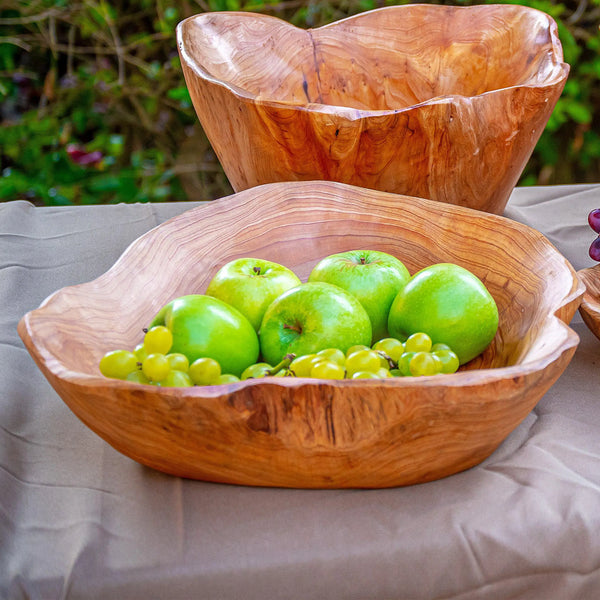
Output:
left=19, top=180, right=584, bottom=399
left=176, top=5, right=570, bottom=121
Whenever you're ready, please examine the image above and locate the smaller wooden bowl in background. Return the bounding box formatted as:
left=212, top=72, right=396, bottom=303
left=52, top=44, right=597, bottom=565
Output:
left=577, top=264, right=600, bottom=341
left=177, top=5, right=569, bottom=215
left=18, top=181, right=583, bottom=488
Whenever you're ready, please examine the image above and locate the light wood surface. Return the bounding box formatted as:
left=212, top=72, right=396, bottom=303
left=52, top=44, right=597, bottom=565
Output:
left=18, top=181, right=584, bottom=488
left=578, top=265, right=600, bottom=341
left=177, top=5, right=568, bottom=215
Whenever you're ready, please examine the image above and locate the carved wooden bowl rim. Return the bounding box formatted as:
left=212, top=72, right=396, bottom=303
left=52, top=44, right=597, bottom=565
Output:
left=176, top=4, right=569, bottom=117
left=21, top=181, right=583, bottom=389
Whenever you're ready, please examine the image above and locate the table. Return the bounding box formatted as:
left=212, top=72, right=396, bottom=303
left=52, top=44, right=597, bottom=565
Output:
left=2, top=184, right=600, bottom=599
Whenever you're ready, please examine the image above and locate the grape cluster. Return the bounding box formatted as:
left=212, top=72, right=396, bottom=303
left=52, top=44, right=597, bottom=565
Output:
left=99, top=330, right=460, bottom=386
left=241, top=332, right=460, bottom=380
left=99, top=326, right=240, bottom=386
left=589, top=209, right=600, bottom=262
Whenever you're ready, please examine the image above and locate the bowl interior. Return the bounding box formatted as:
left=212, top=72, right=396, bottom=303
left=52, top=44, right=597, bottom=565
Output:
left=180, top=5, right=568, bottom=111
left=29, top=182, right=581, bottom=381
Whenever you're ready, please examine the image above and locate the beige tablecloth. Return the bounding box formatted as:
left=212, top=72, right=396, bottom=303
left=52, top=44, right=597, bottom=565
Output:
left=2, top=184, right=600, bottom=599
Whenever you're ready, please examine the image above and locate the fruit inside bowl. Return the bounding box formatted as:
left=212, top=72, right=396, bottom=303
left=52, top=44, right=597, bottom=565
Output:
left=177, top=4, right=569, bottom=214
left=18, top=181, right=584, bottom=488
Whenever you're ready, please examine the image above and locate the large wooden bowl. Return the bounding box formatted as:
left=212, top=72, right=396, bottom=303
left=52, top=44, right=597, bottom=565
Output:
left=177, top=5, right=569, bottom=215
left=577, top=264, right=600, bottom=341
left=18, top=181, right=583, bottom=488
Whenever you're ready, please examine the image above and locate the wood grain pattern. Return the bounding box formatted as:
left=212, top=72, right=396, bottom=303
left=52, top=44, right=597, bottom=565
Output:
left=18, top=181, right=584, bottom=488
left=177, top=5, right=569, bottom=215
left=577, top=265, right=600, bottom=341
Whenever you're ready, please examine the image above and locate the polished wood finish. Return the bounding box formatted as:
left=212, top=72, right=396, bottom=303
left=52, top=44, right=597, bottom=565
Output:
left=177, top=5, right=568, bottom=215
left=18, top=181, right=583, bottom=488
left=577, top=265, right=600, bottom=340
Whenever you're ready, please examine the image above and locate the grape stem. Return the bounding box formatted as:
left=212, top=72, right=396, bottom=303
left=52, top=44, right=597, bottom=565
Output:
left=266, top=353, right=296, bottom=376
left=376, top=350, right=397, bottom=369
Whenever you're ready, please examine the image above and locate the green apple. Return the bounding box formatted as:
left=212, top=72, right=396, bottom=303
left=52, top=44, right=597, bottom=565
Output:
left=308, top=249, right=410, bottom=343
left=148, top=294, right=259, bottom=377
left=387, top=263, right=499, bottom=365
left=206, top=257, right=301, bottom=331
left=259, top=282, right=372, bottom=365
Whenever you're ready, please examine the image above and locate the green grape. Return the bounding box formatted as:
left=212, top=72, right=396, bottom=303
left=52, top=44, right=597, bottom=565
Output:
left=241, top=362, right=272, bottom=380
left=346, top=349, right=382, bottom=376
left=430, top=353, right=443, bottom=373
left=316, top=348, right=346, bottom=366
left=126, top=369, right=151, bottom=384
left=409, top=352, right=442, bottom=376
left=166, top=353, right=189, bottom=372
left=310, top=360, right=345, bottom=380
left=134, top=343, right=148, bottom=363
left=189, top=357, right=222, bottom=385
left=346, top=344, right=370, bottom=358
left=99, top=349, right=138, bottom=380
left=397, top=352, right=416, bottom=376
left=389, top=368, right=403, bottom=377
left=433, top=349, right=460, bottom=374
left=404, top=332, right=432, bottom=353
left=372, top=338, right=405, bottom=363
left=160, top=370, right=194, bottom=387
left=218, top=374, right=241, bottom=384
left=351, top=371, right=380, bottom=379
left=431, top=342, right=452, bottom=353
left=289, top=354, right=319, bottom=377
left=143, top=325, right=173, bottom=355
left=376, top=367, right=392, bottom=378
left=142, top=353, right=171, bottom=382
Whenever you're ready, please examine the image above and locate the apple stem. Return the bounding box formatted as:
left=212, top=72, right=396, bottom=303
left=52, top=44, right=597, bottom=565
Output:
left=360, top=257, right=367, bottom=265
left=283, top=322, right=302, bottom=334
left=253, top=266, right=261, bottom=275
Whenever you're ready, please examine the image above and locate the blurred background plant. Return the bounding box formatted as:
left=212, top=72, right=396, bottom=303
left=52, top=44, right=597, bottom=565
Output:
left=1, top=0, right=599, bottom=205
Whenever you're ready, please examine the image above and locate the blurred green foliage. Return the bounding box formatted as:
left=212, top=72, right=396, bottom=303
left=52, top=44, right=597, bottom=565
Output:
left=1, top=0, right=599, bottom=204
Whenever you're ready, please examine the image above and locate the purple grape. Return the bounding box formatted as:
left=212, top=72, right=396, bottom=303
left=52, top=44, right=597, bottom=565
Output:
left=588, top=209, right=600, bottom=234
left=590, top=236, right=600, bottom=262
